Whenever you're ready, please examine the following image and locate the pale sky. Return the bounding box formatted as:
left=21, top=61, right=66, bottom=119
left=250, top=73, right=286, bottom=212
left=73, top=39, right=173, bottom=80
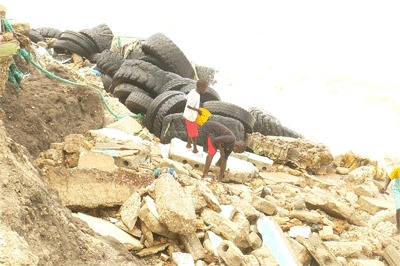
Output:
left=2, top=0, right=400, bottom=163
left=3, top=0, right=400, bottom=72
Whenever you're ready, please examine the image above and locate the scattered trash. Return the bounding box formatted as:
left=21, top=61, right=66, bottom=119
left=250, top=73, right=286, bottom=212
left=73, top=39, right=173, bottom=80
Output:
left=288, top=225, right=311, bottom=238
left=154, top=165, right=177, bottom=179
left=91, top=69, right=101, bottom=76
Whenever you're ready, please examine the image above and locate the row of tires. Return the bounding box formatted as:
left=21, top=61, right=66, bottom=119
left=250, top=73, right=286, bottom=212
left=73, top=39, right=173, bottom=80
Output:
left=29, top=24, right=114, bottom=61
left=28, top=28, right=303, bottom=144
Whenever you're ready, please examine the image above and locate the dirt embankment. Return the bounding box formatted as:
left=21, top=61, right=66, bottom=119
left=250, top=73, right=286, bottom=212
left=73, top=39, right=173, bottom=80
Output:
left=0, top=57, right=104, bottom=158
left=0, top=55, right=146, bottom=265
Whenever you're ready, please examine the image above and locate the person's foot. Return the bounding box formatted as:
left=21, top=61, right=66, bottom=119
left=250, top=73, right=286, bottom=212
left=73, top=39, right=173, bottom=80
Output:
left=186, top=144, right=192, bottom=149
left=202, top=176, right=214, bottom=183
left=192, top=149, right=199, bottom=154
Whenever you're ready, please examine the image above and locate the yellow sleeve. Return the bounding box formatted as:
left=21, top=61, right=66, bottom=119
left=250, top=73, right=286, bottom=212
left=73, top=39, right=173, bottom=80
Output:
left=389, top=166, right=400, bottom=180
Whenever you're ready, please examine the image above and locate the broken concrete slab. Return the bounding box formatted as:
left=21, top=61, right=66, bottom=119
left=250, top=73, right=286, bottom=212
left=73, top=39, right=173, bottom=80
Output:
left=259, top=171, right=305, bottom=185
left=249, top=195, right=277, bottom=216
left=256, top=217, right=301, bottom=265
left=168, top=138, right=258, bottom=183
left=72, top=212, right=143, bottom=251
left=119, top=192, right=141, bottom=231
left=155, top=174, right=197, bottom=234
left=319, top=225, right=339, bottom=241
left=171, top=252, right=195, bottom=266
left=201, top=208, right=250, bottom=249
left=324, top=241, right=366, bottom=258
left=289, top=210, right=335, bottom=227
left=358, top=196, right=394, bottom=215
left=348, top=259, right=384, bottom=266
left=105, top=115, right=142, bottom=135
left=217, top=240, right=245, bottom=266
left=205, top=231, right=223, bottom=256
left=231, top=151, right=273, bottom=172
left=44, top=167, right=153, bottom=208
left=138, top=196, right=177, bottom=239
left=180, top=233, right=205, bottom=261
left=228, top=195, right=262, bottom=223
left=305, top=188, right=366, bottom=226
left=383, top=244, right=400, bottom=266
left=91, top=140, right=152, bottom=169
left=135, top=243, right=169, bottom=257
left=251, top=245, right=279, bottom=266
left=77, top=150, right=116, bottom=171
left=196, top=181, right=221, bottom=212
left=296, top=233, right=340, bottom=266
left=247, top=133, right=333, bottom=174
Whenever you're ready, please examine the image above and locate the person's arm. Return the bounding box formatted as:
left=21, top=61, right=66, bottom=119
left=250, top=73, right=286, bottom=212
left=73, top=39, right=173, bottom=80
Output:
left=213, top=135, right=235, bottom=147
left=202, top=154, right=213, bottom=179
left=187, top=105, right=202, bottom=114
left=380, top=174, right=392, bottom=194
left=216, top=143, right=227, bottom=181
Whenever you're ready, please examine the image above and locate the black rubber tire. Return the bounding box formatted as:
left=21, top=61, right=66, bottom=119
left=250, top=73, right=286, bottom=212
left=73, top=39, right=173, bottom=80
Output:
left=59, top=30, right=96, bottom=57
left=160, top=77, right=195, bottom=93
left=152, top=92, right=187, bottom=137
left=203, top=101, right=255, bottom=134
left=141, top=33, right=195, bottom=79
left=35, top=27, right=62, bottom=39
left=96, top=49, right=125, bottom=77
left=87, top=53, right=101, bottom=64
left=177, top=83, right=221, bottom=103
left=145, top=91, right=185, bottom=133
left=51, top=39, right=88, bottom=57
left=195, top=64, right=217, bottom=85
left=159, top=113, right=245, bottom=144
left=249, top=107, right=303, bottom=138
left=124, top=42, right=145, bottom=60
left=91, top=23, right=114, bottom=52
left=101, top=74, right=113, bottom=92
left=28, top=29, right=44, bottom=43
left=125, top=91, right=153, bottom=115
left=159, top=113, right=187, bottom=144
left=79, top=29, right=101, bottom=53
left=113, top=83, right=149, bottom=103
left=111, top=59, right=175, bottom=97
left=138, top=55, right=164, bottom=69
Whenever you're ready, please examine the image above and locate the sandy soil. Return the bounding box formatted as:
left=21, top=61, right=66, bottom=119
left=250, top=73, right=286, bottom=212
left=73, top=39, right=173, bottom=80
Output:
left=0, top=56, right=104, bottom=158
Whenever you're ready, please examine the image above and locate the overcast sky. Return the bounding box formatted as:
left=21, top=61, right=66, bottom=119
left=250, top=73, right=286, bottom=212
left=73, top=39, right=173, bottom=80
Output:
left=3, top=0, right=400, bottom=76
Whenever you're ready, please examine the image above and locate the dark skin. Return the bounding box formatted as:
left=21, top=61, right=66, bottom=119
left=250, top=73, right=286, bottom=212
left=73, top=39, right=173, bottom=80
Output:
left=202, top=141, right=244, bottom=182
left=186, top=84, right=208, bottom=153
left=380, top=175, right=400, bottom=235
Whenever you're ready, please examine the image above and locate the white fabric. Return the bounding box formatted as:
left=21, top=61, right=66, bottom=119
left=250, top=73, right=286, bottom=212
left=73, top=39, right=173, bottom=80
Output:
left=183, top=89, right=200, bottom=122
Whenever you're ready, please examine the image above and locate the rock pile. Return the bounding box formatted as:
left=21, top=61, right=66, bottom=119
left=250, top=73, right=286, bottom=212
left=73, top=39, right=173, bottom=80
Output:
left=33, top=100, right=400, bottom=265
left=1, top=5, right=400, bottom=265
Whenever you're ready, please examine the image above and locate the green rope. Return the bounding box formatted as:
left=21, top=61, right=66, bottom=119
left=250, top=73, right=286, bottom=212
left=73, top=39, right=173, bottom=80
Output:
left=117, top=36, right=122, bottom=53
left=1, top=19, right=23, bottom=90
left=8, top=59, right=23, bottom=90
left=1, top=18, right=13, bottom=32
left=2, top=14, right=143, bottom=121
left=17, top=49, right=144, bottom=121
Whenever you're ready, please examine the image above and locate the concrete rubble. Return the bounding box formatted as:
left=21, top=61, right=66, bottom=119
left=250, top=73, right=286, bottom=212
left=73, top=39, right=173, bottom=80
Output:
left=31, top=103, right=400, bottom=265
left=2, top=8, right=399, bottom=264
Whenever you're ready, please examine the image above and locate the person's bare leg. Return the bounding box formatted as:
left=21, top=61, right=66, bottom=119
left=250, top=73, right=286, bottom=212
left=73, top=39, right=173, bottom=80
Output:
left=215, top=156, right=222, bottom=167
left=186, top=138, right=192, bottom=149
left=396, top=209, right=400, bottom=235
left=217, top=158, right=227, bottom=182
left=192, top=137, right=198, bottom=153
left=202, top=154, right=213, bottom=179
